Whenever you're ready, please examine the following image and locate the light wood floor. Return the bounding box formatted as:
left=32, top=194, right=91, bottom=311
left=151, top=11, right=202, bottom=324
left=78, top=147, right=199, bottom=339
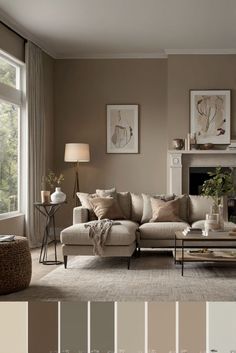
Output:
left=30, top=243, right=64, bottom=285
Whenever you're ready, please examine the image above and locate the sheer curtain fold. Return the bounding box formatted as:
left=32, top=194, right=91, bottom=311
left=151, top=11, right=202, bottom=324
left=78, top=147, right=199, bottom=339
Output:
left=25, top=41, right=46, bottom=247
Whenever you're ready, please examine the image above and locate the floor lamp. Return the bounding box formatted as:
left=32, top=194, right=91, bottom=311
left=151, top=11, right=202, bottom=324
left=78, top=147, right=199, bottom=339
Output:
left=64, top=143, right=90, bottom=206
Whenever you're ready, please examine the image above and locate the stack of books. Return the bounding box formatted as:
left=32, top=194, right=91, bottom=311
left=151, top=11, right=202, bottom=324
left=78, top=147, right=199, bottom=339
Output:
left=183, top=227, right=203, bottom=236
left=227, top=140, right=236, bottom=151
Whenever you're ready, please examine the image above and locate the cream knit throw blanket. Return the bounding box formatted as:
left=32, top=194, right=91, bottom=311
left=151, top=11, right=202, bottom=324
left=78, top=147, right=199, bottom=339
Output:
left=84, top=219, right=120, bottom=256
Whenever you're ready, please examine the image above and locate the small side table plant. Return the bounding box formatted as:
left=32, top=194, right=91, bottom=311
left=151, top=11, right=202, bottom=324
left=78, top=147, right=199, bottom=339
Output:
left=41, top=170, right=65, bottom=203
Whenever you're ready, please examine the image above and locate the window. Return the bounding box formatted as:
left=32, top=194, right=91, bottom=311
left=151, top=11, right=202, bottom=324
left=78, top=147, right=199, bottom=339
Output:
left=0, top=51, right=25, bottom=216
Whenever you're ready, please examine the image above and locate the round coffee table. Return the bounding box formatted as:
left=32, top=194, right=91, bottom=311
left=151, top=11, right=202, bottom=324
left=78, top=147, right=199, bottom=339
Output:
left=0, top=236, right=32, bottom=295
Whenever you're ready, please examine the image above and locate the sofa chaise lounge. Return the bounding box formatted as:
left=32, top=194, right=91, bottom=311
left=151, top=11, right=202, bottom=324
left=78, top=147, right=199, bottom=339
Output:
left=60, top=191, right=235, bottom=268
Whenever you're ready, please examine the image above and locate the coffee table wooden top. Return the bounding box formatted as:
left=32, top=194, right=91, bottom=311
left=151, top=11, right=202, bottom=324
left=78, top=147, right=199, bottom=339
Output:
left=175, top=230, right=236, bottom=241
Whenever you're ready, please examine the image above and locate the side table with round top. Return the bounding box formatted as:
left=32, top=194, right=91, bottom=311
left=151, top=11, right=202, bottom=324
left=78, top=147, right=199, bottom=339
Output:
left=0, top=236, right=32, bottom=295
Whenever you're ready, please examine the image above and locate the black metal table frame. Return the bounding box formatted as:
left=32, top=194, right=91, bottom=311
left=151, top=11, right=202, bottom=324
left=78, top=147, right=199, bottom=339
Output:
left=174, top=234, right=236, bottom=276
left=34, top=203, right=64, bottom=265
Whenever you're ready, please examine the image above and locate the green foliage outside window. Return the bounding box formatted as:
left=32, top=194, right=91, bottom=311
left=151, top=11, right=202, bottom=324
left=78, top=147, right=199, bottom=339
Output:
left=0, top=58, right=18, bottom=214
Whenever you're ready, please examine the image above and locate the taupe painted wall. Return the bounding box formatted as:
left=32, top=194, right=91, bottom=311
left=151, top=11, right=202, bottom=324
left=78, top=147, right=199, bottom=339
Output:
left=0, top=23, right=25, bottom=62
left=54, top=59, right=167, bottom=227
left=167, top=55, right=236, bottom=147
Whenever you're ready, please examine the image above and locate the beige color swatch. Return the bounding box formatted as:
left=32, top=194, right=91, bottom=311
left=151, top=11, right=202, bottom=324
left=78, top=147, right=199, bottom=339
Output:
left=148, top=302, right=176, bottom=353
left=179, top=302, right=206, bottom=353
left=0, top=302, right=27, bottom=353
left=117, top=302, right=145, bottom=353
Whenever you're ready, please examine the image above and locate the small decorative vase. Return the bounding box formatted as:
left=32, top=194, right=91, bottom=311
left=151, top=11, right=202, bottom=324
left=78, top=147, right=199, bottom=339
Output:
left=50, top=187, right=66, bottom=203
left=41, top=190, right=50, bottom=203
left=172, top=138, right=184, bottom=150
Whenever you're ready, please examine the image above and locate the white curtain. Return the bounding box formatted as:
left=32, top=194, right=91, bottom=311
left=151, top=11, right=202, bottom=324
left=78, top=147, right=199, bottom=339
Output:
left=25, top=41, right=46, bottom=248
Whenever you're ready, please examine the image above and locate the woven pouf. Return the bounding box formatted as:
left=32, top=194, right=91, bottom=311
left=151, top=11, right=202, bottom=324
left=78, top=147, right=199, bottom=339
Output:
left=0, top=236, right=32, bottom=295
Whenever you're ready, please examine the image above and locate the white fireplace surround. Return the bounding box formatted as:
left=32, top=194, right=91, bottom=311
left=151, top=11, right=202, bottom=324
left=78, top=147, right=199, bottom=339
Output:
left=168, top=150, right=236, bottom=195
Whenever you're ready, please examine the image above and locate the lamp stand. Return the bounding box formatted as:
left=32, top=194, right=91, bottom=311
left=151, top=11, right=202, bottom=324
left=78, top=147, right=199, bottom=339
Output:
left=73, top=162, right=80, bottom=206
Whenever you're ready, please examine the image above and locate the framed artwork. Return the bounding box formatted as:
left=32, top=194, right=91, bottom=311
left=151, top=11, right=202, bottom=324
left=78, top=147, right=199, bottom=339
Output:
left=107, top=104, right=139, bottom=153
left=190, top=90, right=231, bottom=144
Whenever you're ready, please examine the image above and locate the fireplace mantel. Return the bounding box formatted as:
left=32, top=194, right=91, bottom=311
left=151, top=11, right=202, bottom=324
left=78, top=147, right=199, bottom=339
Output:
left=168, top=149, right=236, bottom=195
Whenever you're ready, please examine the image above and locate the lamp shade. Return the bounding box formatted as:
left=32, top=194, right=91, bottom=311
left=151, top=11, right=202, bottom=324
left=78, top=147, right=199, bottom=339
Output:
left=64, top=143, right=90, bottom=162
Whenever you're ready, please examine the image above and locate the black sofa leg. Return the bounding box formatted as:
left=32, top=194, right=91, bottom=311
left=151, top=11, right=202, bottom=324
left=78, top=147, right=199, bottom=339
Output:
left=127, top=257, right=131, bottom=270
left=64, top=255, right=68, bottom=269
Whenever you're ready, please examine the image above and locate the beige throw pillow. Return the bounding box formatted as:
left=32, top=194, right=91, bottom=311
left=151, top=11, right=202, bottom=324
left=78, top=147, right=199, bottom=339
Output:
left=89, top=197, right=125, bottom=220
left=141, top=193, right=175, bottom=223
left=150, top=197, right=181, bottom=222
left=76, top=192, right=97, bottom=220
left=96, top=187, right=116, bottom=198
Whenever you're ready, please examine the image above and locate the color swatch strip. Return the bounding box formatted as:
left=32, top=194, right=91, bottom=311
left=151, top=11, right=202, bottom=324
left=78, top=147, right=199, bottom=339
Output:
left=0, top=302, right=236, bottom=353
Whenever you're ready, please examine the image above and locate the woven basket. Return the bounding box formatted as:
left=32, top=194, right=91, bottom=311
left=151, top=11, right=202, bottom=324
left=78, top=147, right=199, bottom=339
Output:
left=0, top=236, right=32, bottom=295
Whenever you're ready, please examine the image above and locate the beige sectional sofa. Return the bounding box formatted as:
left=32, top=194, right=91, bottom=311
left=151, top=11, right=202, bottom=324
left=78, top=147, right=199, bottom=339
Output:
left=60, top=192, right=235, bottom=269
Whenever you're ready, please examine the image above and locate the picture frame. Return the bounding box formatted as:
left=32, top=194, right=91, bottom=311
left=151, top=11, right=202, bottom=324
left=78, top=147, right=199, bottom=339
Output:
left=106, top=104, right=139, bottom=153
left=190, top=90, right=231, bottom=144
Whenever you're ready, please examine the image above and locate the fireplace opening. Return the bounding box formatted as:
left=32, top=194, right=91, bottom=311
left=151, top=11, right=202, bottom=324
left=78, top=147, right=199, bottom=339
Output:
left=189, top=167, right=236, bottom=223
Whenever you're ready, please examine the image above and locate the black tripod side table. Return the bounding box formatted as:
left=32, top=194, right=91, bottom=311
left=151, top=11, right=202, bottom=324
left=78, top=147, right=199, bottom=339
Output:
left=34, top=201, right=65, bottom=265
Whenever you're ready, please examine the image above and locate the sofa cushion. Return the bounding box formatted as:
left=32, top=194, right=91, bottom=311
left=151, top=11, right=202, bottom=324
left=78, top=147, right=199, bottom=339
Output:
left=139, top=222, right=189, bottom=240
left=150, top=198, right=183, bottom=222
left=117, top=192, right=131, bottom=219
left=141, top=193, right=175, bottom=223
left=60, top=220, right=138, bottom=246
left=76, top=192, right=97, bottom=220
left=192, top=220, right=236, bottom=231
left=131, top=193, right=143, bottom=222
left=89, top=197, right=124, bottom=220
left=96, top=187, right=116, bottom=198
left=189, top=195, right=214, bottom=223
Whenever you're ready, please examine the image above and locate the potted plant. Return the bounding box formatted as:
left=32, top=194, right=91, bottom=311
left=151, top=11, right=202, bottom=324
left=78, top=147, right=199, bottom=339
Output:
left=44, top=170, right=66, bottom=203
left=201, top=167, right=235, bottom=228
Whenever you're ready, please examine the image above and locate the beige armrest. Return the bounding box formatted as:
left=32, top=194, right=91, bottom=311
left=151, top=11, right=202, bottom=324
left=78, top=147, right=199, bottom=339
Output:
left=73, top=206, right=89, bottom=224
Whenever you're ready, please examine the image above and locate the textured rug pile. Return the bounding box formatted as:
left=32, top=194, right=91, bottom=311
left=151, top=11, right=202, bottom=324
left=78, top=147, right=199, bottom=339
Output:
left=2, top=251, right=236, bottom=301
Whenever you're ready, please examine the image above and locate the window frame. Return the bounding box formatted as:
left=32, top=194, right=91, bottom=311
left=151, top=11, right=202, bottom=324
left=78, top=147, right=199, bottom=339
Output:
left=0, top=49, right=26, bottom=219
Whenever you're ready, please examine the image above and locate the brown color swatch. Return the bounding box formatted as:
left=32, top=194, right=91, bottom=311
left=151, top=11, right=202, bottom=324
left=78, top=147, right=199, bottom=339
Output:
left=28, top=302, right=58, bottom=353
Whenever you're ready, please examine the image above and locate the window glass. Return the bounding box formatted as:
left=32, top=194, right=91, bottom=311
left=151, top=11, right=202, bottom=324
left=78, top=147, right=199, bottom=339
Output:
left=0, top=57, right=18, bottom=88
left=0, top=100, right=19, bottom=213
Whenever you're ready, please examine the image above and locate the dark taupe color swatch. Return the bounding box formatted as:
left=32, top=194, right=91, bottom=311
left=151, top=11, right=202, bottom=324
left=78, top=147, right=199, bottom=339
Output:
left=28, top=302, right=58, bottom=353
left=179, top=302, right=206, bottom=353
left=148, top=302, right=176, bottom=353
left=91, top=302, right=114, bottom=353
left=61, top=302, right=87, bottom=353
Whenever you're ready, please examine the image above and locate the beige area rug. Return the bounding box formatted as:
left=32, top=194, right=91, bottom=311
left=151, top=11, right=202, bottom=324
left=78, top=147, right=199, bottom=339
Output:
left=2, top=251, right=236, bottom=301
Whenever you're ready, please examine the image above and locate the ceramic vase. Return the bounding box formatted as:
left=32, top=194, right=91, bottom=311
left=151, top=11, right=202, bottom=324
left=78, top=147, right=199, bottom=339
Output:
left=50, top=187, right=66, bottom=203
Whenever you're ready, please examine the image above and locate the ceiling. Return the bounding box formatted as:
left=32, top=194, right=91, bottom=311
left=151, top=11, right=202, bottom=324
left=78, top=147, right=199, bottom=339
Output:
left=0, top=0, right=236, bottom=58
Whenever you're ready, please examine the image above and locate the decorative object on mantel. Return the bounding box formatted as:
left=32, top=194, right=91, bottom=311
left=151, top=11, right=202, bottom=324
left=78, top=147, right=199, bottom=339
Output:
left=201, top=167, right=235, bottom=230
left=184, top=132, right=197, bottom=150
left=172, top=138, right=184, bottom=150
left=64, top=143, right=90, bottom=206
left=199, top=143, right=215, bottom=150
left=107, top=104, right=139, bottom=153
left=190, top=90, right=231, bottom=144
